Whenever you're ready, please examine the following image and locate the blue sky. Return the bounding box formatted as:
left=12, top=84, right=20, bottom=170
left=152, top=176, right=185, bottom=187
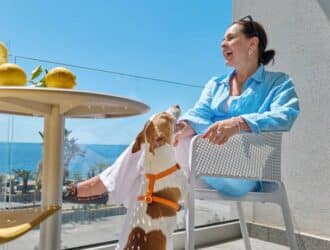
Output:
left=0, top=1, right=232, bottom=144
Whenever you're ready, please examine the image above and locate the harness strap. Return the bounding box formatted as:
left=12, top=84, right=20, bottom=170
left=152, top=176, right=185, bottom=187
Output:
left=138, top=163, right=181, bottom=211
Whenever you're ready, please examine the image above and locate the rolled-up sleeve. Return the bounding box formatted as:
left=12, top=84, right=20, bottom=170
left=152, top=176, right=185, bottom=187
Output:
left=240, top=78, right=300, bottom=133
left=180, top=78, right=216, bottom=134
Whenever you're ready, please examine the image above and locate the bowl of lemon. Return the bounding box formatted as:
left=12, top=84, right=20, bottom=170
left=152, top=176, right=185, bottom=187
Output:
left=1, top=41, right=77, bottom=89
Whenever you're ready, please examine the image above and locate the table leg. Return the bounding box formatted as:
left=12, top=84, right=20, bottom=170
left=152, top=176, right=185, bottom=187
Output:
left=40, top=105, right=64, bottom=250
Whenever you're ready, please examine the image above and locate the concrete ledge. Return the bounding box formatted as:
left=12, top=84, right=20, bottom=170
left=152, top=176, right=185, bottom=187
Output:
left=63, top=221, right=330, bottom=250
left=248, top=222, right=330, bottom=250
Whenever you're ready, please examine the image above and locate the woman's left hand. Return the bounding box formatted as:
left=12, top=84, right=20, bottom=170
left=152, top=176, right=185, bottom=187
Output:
left=202, top=118, right=240, bottom=145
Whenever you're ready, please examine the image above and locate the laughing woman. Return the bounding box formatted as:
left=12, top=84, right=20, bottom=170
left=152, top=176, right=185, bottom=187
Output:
left=174, top=15, right=300, bottom=196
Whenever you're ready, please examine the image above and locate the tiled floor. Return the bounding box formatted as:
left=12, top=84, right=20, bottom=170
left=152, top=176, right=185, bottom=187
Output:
left=198, top=238, right=289, bottom=250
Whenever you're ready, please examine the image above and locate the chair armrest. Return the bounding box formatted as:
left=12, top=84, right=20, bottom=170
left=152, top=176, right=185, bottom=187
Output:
left=189, top=132, right=283, bottom=181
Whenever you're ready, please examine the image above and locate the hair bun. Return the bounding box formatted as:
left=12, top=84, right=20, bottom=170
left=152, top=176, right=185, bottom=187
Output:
left=261, top=49, right=275, bottom=65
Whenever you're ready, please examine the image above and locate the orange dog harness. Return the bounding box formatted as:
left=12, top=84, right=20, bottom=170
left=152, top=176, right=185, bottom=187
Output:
left=138, top=163, right=181, bottom=211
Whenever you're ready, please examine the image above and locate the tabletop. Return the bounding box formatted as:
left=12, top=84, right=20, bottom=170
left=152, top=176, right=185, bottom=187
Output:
left=0, top=86, right=149, bottom=118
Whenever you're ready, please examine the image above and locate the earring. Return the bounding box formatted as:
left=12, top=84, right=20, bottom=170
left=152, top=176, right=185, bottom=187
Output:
left=248, top=48, right=253, bottom=56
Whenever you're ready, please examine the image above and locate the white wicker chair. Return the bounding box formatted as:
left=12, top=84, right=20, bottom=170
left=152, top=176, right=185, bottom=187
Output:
left=184, top=133, right=298, bottom=250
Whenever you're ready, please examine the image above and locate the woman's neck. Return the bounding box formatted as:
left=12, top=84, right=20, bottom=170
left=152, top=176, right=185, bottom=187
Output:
left=234, top=63, right=259, bottom=85
left=229, top=62, right=259, bottom=96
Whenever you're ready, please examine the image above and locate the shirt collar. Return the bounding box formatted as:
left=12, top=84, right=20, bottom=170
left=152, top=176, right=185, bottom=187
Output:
left=218, top=64, right=265, bottom=85
left=250, top=64, right=265, bottom=83
left=218, top=69, right=235, bottom=85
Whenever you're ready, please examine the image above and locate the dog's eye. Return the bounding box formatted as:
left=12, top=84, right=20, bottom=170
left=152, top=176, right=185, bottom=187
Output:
left=156, top=135, right=164, bottom=142
left=160, top=115, right=174, bottom=123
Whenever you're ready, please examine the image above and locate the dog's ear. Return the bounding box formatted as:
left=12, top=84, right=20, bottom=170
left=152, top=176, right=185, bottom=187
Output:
left=132, top=129, right=145, bottom=153
left=145, top=121, right=158, bottom=155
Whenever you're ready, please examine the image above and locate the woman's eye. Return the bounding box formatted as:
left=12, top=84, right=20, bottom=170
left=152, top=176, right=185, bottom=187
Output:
left=223, top=35, right=234, bottom=42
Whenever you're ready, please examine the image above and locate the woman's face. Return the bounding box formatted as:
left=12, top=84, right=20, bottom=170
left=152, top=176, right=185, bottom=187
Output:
left=221, top=23, right=256, bottom=68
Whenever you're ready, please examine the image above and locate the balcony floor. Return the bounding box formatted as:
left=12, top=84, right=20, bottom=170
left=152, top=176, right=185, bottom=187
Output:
left=198, top=238, right=289, bottom=250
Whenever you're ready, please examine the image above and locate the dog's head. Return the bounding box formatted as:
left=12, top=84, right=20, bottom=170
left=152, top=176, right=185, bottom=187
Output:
left=132, top=105, right=181, bottom=154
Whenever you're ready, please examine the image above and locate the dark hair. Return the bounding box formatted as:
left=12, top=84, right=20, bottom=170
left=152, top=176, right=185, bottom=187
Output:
left=233, top=17, right=275, bottom=65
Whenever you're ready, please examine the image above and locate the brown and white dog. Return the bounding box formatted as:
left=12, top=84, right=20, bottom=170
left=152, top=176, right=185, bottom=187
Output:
left=122, top=105, right=187, bottom=250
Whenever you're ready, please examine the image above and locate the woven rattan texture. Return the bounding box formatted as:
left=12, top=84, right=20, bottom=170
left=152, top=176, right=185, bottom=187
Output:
left=191, top=133, right=282, bottom=181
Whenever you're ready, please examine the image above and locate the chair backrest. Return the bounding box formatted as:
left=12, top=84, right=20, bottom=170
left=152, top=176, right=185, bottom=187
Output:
left=190, top=133, right=282, bottom=182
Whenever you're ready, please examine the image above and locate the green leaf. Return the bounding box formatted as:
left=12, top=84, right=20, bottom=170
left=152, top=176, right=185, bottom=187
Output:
left=31, top=65, right=43, bottom=80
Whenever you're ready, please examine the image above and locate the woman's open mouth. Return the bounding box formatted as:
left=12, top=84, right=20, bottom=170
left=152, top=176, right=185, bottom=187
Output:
left=223, top=50, right=233, bottom=59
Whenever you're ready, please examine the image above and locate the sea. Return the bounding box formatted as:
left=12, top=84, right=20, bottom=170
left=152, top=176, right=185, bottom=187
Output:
left=0, top=142, right=128, bottom=179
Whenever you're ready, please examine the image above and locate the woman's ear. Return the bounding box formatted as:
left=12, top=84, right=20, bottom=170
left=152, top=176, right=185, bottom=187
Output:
left=132, top=129, right=145, bottom=153
left=250, top=36, right=259, bottom=52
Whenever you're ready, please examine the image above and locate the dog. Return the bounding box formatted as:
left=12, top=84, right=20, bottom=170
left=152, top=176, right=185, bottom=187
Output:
left=122, top=105, right=187, bottom=250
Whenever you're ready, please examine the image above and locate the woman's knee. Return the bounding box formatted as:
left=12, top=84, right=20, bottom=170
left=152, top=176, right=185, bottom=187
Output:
left=201, top=177, right=258, bottom=197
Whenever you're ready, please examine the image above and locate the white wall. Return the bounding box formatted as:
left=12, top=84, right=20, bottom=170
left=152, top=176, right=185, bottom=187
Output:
left=233, top=0, right=330, bottom=239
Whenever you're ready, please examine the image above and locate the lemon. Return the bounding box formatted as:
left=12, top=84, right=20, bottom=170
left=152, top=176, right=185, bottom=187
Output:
left=0, top=42, right=9, bottom=64
left=0, top=63, right=27, bottom=86
left=45, top=67, right=76, bottom=89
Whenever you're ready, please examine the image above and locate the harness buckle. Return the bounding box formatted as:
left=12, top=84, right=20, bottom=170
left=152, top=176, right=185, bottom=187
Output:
left=145, top=195, right=153, bottom=204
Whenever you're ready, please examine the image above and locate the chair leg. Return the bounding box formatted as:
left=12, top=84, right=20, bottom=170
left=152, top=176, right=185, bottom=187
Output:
left=185, top=179, right=195, bottom=250
left=236, top=201, right=252, bottom=250
left=280, top=185, right=299, bottom=250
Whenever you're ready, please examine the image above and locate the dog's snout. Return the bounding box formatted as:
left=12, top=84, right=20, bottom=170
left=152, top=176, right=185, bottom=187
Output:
left=166, top=105, right=181, bottom=119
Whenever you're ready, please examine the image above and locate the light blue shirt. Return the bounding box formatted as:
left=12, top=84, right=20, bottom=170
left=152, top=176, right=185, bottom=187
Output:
left=181, top=64, right=300, bottom=134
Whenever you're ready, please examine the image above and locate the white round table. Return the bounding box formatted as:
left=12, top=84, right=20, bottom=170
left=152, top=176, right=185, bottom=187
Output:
left=0, top=87, right=149, bottom=250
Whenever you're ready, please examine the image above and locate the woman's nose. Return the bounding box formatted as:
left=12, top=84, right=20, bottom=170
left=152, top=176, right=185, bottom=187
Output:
left=221, top=40, right=226, bottom=48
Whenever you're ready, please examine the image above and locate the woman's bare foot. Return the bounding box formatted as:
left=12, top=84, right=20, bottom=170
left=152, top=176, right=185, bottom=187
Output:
left=76, top=176, right=107, bottom=198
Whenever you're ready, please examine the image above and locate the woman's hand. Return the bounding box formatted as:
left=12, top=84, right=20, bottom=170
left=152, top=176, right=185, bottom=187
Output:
left=173, top=120, right=195, bottom=146
left=202, top=118, right=241, bottom=145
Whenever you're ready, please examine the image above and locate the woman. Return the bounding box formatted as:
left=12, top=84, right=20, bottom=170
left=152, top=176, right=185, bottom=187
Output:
left=65, top=15, right=299, bottom=202
left=174, top=15, right=300, bottom=196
